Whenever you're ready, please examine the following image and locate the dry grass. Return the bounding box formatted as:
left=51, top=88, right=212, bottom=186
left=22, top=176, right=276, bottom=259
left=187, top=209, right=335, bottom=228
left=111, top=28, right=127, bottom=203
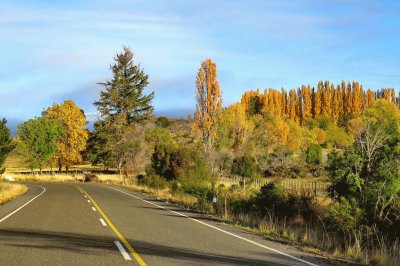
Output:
left=4, top=173, right=127, bottom=183
left=7, top=173, right=76, bottom=182
left=0, top=182, right=28, bottom=204
left=116, top=182, right=199, bottom=208
left=3, top=149, right=30, bottom=172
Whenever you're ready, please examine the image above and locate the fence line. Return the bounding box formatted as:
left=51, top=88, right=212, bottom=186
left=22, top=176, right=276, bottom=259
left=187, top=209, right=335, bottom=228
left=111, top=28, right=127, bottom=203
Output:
left=219, top=176, right=329, bottom=196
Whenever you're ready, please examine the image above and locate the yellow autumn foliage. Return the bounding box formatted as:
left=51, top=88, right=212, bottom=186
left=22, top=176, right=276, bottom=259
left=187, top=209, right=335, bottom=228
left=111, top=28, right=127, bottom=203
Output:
left=44, top=100, right=88, bottom=170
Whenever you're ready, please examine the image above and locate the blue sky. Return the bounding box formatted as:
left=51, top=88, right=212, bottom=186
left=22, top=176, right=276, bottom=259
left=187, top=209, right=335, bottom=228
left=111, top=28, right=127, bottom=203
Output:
left=1, top=0, right=400, bottom=130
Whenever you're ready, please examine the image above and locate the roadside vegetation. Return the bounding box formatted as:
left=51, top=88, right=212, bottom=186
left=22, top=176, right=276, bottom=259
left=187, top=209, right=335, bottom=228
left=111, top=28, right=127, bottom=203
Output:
left=2, top=47, right=400, bottom=265
left=0, top=183, right=27, bottom=204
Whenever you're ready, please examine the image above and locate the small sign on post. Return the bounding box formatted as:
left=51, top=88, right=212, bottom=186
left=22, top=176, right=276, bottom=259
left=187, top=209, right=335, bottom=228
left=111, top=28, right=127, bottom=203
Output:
left=212, top=195, right=218, bottom=203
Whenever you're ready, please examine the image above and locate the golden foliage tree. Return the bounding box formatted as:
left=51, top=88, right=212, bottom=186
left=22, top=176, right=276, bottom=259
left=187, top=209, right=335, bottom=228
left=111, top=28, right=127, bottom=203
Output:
left=313, top=83, right=322, bottom=118
left=239, top=80, right=399, bottom=126
left=366, top=89, right=375, bottom=107
left=311, top=127, right=327, bottom=145
left=302, top=85, right=313, bottom=120
left=44, top=100, right=88, bottom=172
left=391, top=89, right=396, bottom=103
left=321, top=81, right=331, bottom=117
left=331, top=85, right=341, bottom=122
left=286, top=90, right=297, bottom=122
left=225, top=103, right=252, bottom=151
left=241, top=90, right=264, bottom=116
left=192, top=59, right=223, bottom=151
left=352, top=82, right=364, bottom=116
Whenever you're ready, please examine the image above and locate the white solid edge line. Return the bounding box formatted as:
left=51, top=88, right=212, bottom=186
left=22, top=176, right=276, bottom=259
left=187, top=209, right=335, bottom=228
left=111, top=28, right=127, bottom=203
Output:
left=0, top=185, right=46, bottom=223
left=114, top=240, right=132, bottom=260
left=92, top=207, right=97, bottom=212
left=99, top=218, right=107, bottom=226
left=108, top=186, right=319, bottom=266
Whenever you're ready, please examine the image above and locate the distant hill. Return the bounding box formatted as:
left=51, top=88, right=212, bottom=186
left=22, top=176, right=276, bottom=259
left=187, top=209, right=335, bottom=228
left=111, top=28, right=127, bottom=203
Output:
left=154, top=108, right=193, bottom=119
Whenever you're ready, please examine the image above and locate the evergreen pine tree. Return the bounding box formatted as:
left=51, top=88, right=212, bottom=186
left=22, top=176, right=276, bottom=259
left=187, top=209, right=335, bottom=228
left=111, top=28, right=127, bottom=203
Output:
left=95, top=47, right=155, bottom=124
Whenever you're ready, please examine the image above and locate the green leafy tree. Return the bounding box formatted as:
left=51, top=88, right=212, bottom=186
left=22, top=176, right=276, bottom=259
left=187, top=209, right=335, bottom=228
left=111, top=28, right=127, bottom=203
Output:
left=325, top=124, right=353, bottom=148
left=145, top=126, right=176, bottom=148
left=0, top=119, right=15, bottom=174
left=16, top=118, right=63, bottom=174
left=305, top=144, right=322, bottom=165
left=232, top=154, right=258, bottom=179
left=148, top=142, right=179, bottom=180
left=326, top=100, right=400, bottom=233
left=95, top=47, right=155, bottom=124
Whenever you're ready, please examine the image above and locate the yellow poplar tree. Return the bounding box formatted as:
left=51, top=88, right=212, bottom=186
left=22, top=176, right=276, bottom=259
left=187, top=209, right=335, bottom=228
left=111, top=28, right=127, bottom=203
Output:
left=267, top=89, right=276, bottom=115
left=225, top=103, right=251, bottom=151
left=341, top=81, right=348, bottom=115
left=287, top=90, right=298, bottom=122
left=296, top=88, right=303, bottom=124
left=272, top=89, right=281, bottom=116
left=302, top=85, right=312, bottom=120
left=352, top=82, right=364, bottom=116
left=331, top=84, right=341, bottom=122
left=313, top=83, right=322, bottom=118
left=391, top=88, right=396, bottom=103
left=321, top=81, right=331, bottom=117
left=43, top=100, right=88, bottom=172
left=281, top=88, right=288, bottom=116
left=366, top=89, right=375, bottom=107
left=192, top=59, right=222, bottom=151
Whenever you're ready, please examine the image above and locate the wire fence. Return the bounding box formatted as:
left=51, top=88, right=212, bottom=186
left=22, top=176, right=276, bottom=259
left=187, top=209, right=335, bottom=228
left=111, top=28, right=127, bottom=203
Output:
left=219, top=176, right=329, bottom=196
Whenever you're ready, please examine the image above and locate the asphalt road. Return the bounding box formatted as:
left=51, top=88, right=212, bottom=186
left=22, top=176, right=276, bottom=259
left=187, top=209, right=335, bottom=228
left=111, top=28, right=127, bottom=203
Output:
left=0, top=183, right=341, bottom=266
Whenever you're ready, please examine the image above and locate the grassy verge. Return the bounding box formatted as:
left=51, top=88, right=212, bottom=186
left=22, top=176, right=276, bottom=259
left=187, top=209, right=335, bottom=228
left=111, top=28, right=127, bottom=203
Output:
left=4, top=173, right=124, bottom=183
left=113, top=180, right=398, bottom=266
left=0, top=182, right=28, bottom=204
left=114, top=182, right=200, bottom=208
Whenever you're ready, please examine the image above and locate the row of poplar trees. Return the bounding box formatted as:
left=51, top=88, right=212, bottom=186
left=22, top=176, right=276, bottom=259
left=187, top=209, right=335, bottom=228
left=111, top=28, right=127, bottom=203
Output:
left=241, top=81, right=399, bottom=124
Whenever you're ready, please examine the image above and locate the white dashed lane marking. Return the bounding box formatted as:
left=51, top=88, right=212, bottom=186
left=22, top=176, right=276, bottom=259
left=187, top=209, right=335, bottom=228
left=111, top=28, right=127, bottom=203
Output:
left=99, top=218, right=107, bottom=227
left=114, top=241, right=132, bottom=260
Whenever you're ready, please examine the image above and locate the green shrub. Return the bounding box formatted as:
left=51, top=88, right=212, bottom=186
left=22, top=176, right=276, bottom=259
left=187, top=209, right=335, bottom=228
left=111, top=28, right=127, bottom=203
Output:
left=182, top=186, right=211, bottom=200
left=150, top=142, right=178, bottom=180
left=232, top=154, right=258, bottom=179
left=254, top=183, right=313, bottom=218
left=139, top=174, right=168, bottom=189
left=325, top=197, right=363, bottom=233
left=305, top=143, right=322, bottom=165
left=178, top=149, right=210, bottom=194
left=155, top=116, right=171, bottom=128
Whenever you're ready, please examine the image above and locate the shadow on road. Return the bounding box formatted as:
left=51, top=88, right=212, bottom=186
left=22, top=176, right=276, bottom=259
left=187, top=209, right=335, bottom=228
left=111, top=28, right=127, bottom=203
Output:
left=0, top=228, right=331, bottom=265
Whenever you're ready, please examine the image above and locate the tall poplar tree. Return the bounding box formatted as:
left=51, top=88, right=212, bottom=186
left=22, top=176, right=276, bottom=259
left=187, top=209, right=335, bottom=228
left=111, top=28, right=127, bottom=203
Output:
left=192, top=58, right=223, bottom=151
left=302, top=85, right=312, bottom=120
left=95, top=47, right=155, bottom=124
left=366, top=89, right=375, bottom=108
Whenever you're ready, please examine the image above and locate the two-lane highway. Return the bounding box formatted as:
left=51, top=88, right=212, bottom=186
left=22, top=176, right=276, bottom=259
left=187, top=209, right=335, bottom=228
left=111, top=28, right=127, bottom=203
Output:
left=0, top=183, right=338, bottom=265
